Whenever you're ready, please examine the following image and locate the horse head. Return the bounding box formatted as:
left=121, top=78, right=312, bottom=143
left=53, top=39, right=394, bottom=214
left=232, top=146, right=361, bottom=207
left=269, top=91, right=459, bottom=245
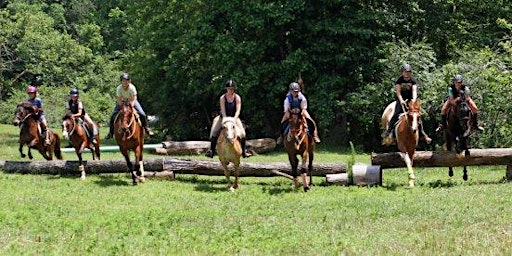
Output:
left=13, top=102, right=35, bottom=126
left=287, top=108, right=306, bottom=148
left=61, top=114, right=75, bottom=139
left=406, top=100, right=421, bottom=134
left=221, top=117, right=238, bottom=144
left=117, top=101, right=136, bottom=136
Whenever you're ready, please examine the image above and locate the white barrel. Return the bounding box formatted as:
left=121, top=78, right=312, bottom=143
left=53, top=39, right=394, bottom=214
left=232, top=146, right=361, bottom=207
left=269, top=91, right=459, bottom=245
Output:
left=352, top=164, right=382, bottom=186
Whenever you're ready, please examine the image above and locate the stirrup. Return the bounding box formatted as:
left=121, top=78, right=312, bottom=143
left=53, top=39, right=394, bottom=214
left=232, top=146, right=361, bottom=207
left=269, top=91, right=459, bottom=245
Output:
left=242, top=150, right=252, bottom=158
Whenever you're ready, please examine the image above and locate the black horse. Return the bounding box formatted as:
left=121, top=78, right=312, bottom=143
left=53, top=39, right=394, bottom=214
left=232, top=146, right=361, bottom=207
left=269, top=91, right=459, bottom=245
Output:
left=444, top=91, right=472, bottom=180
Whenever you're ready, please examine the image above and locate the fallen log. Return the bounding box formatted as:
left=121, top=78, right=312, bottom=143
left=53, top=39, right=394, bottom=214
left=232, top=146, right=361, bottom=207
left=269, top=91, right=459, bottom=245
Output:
left=0, top=158, right=346, bottom=177
left=157, top=138, right=276, bottom=155
left=371, top=148, right=512, bottom=169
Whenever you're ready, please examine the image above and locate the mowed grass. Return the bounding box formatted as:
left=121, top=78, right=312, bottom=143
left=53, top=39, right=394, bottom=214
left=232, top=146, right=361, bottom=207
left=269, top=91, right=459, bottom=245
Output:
left=1, top=124, right=512, bottom=255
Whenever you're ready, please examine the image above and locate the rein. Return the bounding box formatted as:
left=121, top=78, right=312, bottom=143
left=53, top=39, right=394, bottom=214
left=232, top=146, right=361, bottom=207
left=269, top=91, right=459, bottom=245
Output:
left=120, top=109, right=137, bottom=139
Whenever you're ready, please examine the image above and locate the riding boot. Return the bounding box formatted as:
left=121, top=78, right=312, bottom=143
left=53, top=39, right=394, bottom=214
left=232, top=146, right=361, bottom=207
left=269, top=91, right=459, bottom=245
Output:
left=91, top=125, right=98, bottom=144
left=419, top=122, right=432, bottom=144
left=205, top=136, right=218, bottom=158
left=44, top=129, right=51, bottom=146
left=141, top=116, right=154, bottom=136
left=382, top=114, right=398, bottom=138
left=472, top=113, right=484, bottom=132
left=104, top=113, right=116, bottom=139
left=436, top=114, right=447, bottom=133
left=241, top=138, right=252, bottom=158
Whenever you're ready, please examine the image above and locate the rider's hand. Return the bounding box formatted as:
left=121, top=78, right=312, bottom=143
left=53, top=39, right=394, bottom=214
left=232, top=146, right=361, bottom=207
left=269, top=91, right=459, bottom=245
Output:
left=400, top=99, right=407, bottom=105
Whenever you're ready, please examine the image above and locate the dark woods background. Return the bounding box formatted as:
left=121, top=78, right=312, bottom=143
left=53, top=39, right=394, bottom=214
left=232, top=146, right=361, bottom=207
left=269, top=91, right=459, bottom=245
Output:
left=1, top=0, right=511, bottom=152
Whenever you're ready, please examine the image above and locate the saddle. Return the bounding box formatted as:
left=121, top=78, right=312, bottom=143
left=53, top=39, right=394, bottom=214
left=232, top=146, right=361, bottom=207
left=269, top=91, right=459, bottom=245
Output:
left=77, top=118, right=94, bottom=138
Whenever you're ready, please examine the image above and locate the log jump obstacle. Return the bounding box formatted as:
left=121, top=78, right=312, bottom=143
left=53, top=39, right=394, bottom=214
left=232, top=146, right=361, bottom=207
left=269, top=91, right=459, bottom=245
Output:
left=0, top=158, right=347, bottom=179
left=371, top=148, right=512, bottom=180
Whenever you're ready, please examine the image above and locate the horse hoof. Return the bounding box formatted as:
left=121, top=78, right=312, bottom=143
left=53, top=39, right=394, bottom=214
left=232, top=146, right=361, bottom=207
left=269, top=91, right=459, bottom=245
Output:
left=303, top=186, right=310, bottom=192
left=138, top=177, right=146, bottom=183
left=21, top=154, right=26, bottom=158
left=80, top=176, right=86, bottom=181
left=463, top=174, right=468, bottom=181
left=229, top=187, right=235, bottom=192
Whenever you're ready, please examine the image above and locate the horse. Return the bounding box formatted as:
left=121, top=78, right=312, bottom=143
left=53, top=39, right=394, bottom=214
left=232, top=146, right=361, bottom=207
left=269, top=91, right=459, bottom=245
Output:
left=13, top=102, right=63, bottom=160
left=62, top=114, right=101, bottom=180
left=283, top=108, right=315, bottom=192
left=114, top=101, right=145, bottom=185
left=382, top=100, right=422, bottom=187
left=216, top=117, right=243, bottom=191
left=444, top=92, right=472, bottom=180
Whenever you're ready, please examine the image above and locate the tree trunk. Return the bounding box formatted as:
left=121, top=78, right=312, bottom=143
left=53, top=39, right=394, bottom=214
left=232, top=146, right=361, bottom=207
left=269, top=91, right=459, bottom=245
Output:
left=0, top=159, right=346, bottom=177
left=371, top=148, right=512, bottom=169
left=158, top=138, right=276, bottom=155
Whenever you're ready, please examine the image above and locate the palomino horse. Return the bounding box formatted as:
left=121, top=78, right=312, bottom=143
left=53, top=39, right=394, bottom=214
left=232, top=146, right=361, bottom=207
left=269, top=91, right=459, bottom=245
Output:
left=216, top=117, right=243, bottom=191
left=382, top=100, right=422, bottom=187
left=444, top=93, right=472, bottom=180
left=62, top=114, right=101, bottom=180
left=13, top=102, right=62, bottom=160
left=283, top=108, right=315, bottom=192
left=114, top=101, right=145, bottom=185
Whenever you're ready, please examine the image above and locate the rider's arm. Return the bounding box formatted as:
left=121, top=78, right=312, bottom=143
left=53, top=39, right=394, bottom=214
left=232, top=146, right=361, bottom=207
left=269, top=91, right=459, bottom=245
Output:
left=412, top=84, right=418, bottom=101
left=234, top=94, right=241, bottom=119
left=74, top=101, right=84, bottom=118
left=219, top=94, right=227, bottom=118
left=395, top=84, right=405, bottom=104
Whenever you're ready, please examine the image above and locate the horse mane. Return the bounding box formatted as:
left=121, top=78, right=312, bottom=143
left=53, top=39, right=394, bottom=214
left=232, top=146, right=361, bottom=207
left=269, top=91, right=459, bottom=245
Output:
left=62, top=113, right=73, bottom=121
left=18, top=101, right=35, bottom=112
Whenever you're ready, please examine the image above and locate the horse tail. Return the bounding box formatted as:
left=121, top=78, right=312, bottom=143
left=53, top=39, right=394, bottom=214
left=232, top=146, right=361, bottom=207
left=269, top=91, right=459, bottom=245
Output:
left=54, top=134, right=63, bottom=160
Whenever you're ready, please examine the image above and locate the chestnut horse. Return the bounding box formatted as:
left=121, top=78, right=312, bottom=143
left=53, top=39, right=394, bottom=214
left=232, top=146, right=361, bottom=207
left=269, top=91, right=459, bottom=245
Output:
left=283, top=108, right=314, bottom=192
left=13, top=102, right=62, bottom=160
left=216, top=117, right=243, bottom=191
left=114, top=101, right=145, bottom=185
left=382, top=100, right=422, bottom=187
left=444, top=92, right=472, bottom=180
left=62, top=114, right=101, bottom=180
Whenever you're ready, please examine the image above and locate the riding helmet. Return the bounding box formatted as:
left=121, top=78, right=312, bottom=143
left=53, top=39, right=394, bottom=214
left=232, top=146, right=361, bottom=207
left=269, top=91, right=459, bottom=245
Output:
left=70, top=88, right=79, bottom=96
left=401, top=63, right=412, bottom=72
left=289, top=82, right=300, bottom=92
left=453, top=74, right=463, bottom=82
left=225, top=80, right=237, bottom=88
left=26, top=85, right=37, bottom=93
left=120, top=73, right=131, bottom=80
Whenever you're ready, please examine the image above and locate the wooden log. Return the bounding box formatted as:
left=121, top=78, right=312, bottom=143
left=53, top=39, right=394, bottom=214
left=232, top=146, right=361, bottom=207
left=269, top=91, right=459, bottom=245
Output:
left=0, top=158, right=346, bottom=177
left=157, top=138, right=276, bottom=155
left=372, top=148, right=512, bottom=169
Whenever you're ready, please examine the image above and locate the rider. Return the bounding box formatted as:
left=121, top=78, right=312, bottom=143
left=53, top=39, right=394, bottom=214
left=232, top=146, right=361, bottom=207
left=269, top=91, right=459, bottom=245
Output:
left=104, top=73, right=154, bottom=139
left=65, top=88, right=99, bottom=144
left=436, top=74, right=484, bottom=132
left=26, top=85, right=51, bottom=145
left=205, top=79, right=251, bottom=158
left=279, top=81, right=321, bottom=144
left=381, top=63, right=432, bottom=143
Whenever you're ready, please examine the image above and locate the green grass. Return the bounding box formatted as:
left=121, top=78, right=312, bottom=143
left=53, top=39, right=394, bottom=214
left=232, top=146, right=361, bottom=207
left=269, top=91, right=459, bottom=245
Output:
left=1, top=124, right=512, bottom=255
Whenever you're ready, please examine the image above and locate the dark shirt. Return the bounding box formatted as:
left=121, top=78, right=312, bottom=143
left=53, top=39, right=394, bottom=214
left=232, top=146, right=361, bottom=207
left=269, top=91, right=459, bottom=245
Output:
left=224, top=93, right=237, bottom=117
left=395, top=76, right=418, bottom=101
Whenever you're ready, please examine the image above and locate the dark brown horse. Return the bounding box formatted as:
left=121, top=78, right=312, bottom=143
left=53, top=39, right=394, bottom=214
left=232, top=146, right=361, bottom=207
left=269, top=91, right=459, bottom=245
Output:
left=114, top=101, right=145, bottom=185
left=394, top=100, right=422, bottom=188
left=283, top=108, right=315, bottom=192
left=444, top=93, right=472, bottom=180
left=62, top=114, right=101, bottom=180
left=216, top=117, right=243, bottom=191
left=13, top=102, right=62, bottom=160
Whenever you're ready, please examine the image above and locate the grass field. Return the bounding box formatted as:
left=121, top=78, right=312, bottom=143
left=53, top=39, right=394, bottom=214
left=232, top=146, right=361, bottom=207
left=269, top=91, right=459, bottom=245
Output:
left=1, top=124, right=511, bottom=255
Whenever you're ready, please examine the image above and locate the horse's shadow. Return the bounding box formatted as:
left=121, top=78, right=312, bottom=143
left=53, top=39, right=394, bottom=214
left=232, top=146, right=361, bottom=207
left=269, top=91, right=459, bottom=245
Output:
left=93, top=174, right=132, bottom=187
left=175, top=176, right=236, bottom=193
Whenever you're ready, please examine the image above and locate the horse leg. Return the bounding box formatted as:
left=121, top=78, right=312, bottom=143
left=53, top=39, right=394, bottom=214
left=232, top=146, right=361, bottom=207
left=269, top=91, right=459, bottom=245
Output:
left=77, top=151, right=86, bottom=180
left=404, top=152, right=415, bottom=188
left=19, top=144, right=27, bottom=158
left=122, top=152, right=136, bottom=185
left=308, top=148, right=314, bottom=187
left=463, top=166, right=468, bottom=181
left=135, top=148, right=145, bottom=183
left=300, top=154, right=310, bottom=192
left=221, top=162, right=232, bottom=190
left=233, top=163, right=240, bottom=190
left=289, top=155, right=299, bottom=188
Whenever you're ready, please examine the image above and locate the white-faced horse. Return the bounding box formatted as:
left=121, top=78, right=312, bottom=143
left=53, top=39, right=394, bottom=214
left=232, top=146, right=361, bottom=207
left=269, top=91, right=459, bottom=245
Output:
left=216, top=117, right=243, bottom=191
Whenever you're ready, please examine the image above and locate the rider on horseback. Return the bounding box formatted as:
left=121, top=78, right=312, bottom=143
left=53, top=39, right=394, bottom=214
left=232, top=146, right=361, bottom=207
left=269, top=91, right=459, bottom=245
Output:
left=65, top=88, right=99, bottom=144
left=436, top=74, right=484, bottom=133
left=26, top=85, right=51, bottom=146
left=279, top=81, right=321, bottom=144
left=205, top=79, right=251, bottom=158
left=381, top=63, right=432, bottom=143
left=104, top=73, right=154, bottom=139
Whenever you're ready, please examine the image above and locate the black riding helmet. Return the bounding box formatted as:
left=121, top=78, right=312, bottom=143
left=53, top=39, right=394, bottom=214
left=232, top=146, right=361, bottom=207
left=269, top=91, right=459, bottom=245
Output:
left=120, top=73, right=131, bottom=80
left=70, top=88, right=79, bottom=96
left=225, top=80, right=237, bottom=88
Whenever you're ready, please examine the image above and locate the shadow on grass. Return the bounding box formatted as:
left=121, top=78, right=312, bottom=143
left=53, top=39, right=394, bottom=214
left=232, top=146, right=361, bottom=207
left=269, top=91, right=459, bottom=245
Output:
left=93, top=174, right=131, bottom=187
